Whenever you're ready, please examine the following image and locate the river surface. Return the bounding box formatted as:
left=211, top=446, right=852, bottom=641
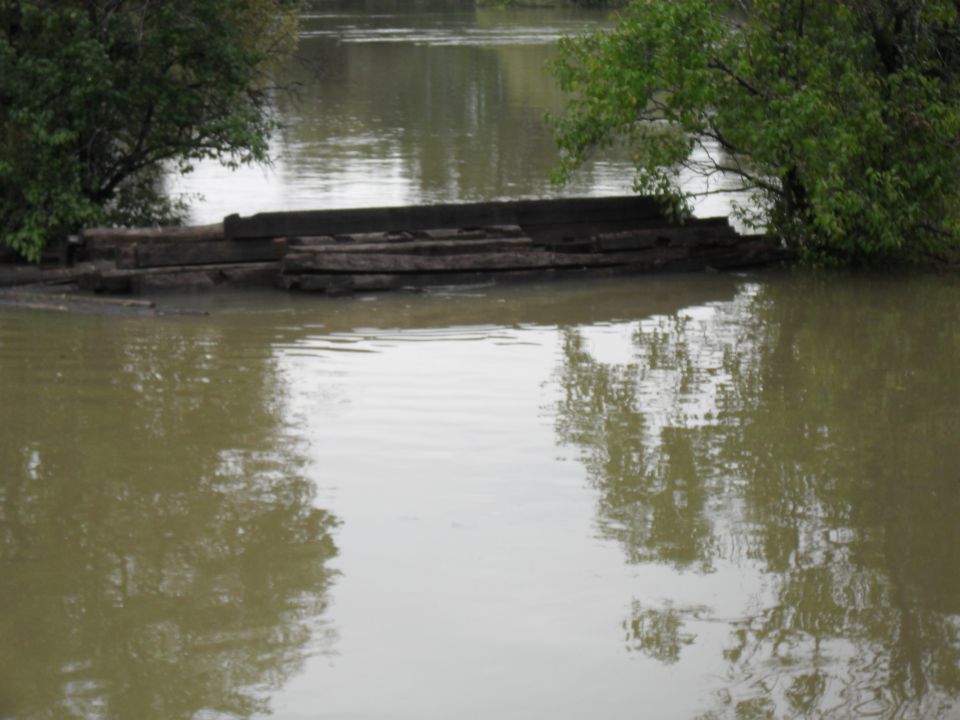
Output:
left=3, top=3, right=960, bottom=719
left=1, top=270, right=959, bottom=719
left=172, top=1, right=741, bottom=224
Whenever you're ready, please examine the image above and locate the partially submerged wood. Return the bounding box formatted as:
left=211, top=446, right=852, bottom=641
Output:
left=282, top=248, right=677, bottom=274
left=282, top=236, right=787, bottom=295
left=80, top=223, right=225, bottom=262
left=283, top=262, right=744, bottom=295
left=585, top=220, right=739, bottom=252
left=47, top=196, right=790, bottom=296
left=118, top=238, right=286, bottom=269
left=79, top=261, right=280, bottom=294
left=225, top=196, right=668, bottom=243
left=0, top=289, right=207, bottom=316
left=81, top=223, right=224, bottom=244
left=289, top=237, right=535, bottom=257
left=0, top=262, right=111, bottom=288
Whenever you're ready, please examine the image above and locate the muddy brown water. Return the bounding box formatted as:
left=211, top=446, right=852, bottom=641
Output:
left=1, top=270, right=958, bottom=719
left=172, top=2, right=745, bottom=225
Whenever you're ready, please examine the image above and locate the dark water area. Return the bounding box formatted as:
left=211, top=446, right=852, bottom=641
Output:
left=1, top=270, right=958, bottom=718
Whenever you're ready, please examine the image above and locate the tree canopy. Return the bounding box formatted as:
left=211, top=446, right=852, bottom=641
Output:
left=0, top=0, right=299, bottom=260
left=550, top=0, right=960, bottom=264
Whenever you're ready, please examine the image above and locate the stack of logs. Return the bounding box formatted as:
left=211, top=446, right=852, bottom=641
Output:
left=71, top=198, right=788, bottom=295
left=279, top=220, right=780, bottom=294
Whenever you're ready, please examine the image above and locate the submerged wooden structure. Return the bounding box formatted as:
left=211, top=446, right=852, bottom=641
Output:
left=11, top=196, right=788, bottom=297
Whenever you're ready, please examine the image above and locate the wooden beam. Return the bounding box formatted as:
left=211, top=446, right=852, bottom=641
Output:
left=80, top=223, right=224, bottom=244
left=122, top=238, right=286, bottom=269
left=225, top=196, right=668, bottom=241
left=289, top=237, right=534, bottom=257
left=282, top=247, right=690, bottom=274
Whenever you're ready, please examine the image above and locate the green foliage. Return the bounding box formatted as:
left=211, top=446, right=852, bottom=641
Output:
left=549, top=0, right=960, bottom=265
left=0, top=0, right=300, bottom=261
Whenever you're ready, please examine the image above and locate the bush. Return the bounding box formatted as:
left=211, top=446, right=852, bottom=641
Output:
left=549, top=0, right=960, bottom=265
left=0, top=1, right=299, bottom=261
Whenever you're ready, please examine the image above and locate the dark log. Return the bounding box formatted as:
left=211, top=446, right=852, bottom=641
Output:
left=416, top=226, right=525, bottom=240
left=287, top=236, right=339, bottom=247
left=317, top=226, right=526, bottom=245
left=282, top=246, right=691, bottom=274
left=286, top=263, right=711, bottom=295
left=79, top=223, right=226, bottom=262
left=133, top=264, right=278, bottom=292
left=588, top=220, right=739, bottom=252
left=225, top=196, right=669, bottom=242
left=290, top=237, right=534, bottom=257
left=334, top=231, right=417, bottom=244
left=120, top=238, right=286, bottom=269
left=590, top=229, right=670, bottom=252
left=80, top=261, right=280, bottom=294
left=80, top=223, right=224, bottom=244
left=0, top=263, right=99, bottom=288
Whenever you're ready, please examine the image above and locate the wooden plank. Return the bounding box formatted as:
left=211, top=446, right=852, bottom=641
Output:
left=282, top=246, right=691, bottom=274
left=80, top=223, right=227, bottom=262
left=290, top=237, right=534, bottom=257
left=288, top=236, right=338, bottom=247
left=590, top=229, right=666, bottom=252
left=0, top=263, right=100, bottom=288
left=285, top=263, right=698, bottom=294
left=133, top=264, right=279, bottom=292
left=225, top=196, right=668, bottom=241
left=589, top=221, right=740, bottom=252
left=335, top=231, right=417, bottom=244
left=79, top=261, right=280, bottom=293
left=80, top=223, right=224, bottom=244
left=416, top=225, right=525, bottom=240
left=127, top=238, right=287, bottom=268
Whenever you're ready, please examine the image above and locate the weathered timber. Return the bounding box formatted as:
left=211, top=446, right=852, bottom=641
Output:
left=0, top=262, right=107, bottom=288
left=80, top=261, right=280, bottom=294
left=282, top=247, right=691, bottom=274
left=225, top=196, right=668, bottom=243
left=80, top=223, right=225, bottom=261
left=588, top=220, right=740, bottom=252
left=281, top=233, right=787, bottom=295
left=283, top=262, right=722, bottom=295
left=81, top=223, right=224, bottom=244
left=416, top=225, right=525, bottom=240
left=289, top=237, right=535, bottom=257
left=119, top=238, right=286, bottom=269
left=45, top=196, right=791, bottom=297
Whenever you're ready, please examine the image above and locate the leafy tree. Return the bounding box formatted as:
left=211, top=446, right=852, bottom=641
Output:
left=549, top=0, right=960, bottom=264
left=0, top=0, right=299, bottom=260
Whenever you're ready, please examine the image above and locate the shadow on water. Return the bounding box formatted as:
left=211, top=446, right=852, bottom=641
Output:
left=0, top=313, right=339, bottom=720
left=554, top=272, right=960, bottom=718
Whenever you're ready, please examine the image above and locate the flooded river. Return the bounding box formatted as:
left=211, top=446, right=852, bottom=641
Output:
left=1, top=271, right=959, bottom=719
left=2, top=2, right=959, bottom=719
left=173, top=1, right=741, bottom=224
left=175, top=1, right=627, bottom=223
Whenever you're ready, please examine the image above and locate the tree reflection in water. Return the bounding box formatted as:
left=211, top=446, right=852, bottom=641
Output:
left=555, top=273, right=960, bottom=718
left=0, top=314, right=338, bottom=720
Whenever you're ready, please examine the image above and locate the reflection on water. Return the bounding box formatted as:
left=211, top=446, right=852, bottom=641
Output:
left=0, top=315, right=338, bottom=719
left=173, top=2, right=747, bottom=224
left=556, top=273, right=960, bottom=718
left=173, top=3, right=633, bottom=223
left=1, top=272, right=959, bottom=719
